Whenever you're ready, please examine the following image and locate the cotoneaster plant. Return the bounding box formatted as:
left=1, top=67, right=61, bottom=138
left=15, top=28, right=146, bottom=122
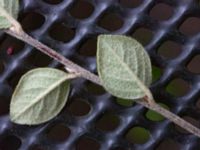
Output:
left=1, top=0, right=200, bottom=137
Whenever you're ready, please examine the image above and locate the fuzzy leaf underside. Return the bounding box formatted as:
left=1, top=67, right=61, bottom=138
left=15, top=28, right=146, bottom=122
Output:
left=10, top=68, right=70, bottom=125
left=97, top=35, right=152, bottom=99
left=0, top=0, right=19, bottom=29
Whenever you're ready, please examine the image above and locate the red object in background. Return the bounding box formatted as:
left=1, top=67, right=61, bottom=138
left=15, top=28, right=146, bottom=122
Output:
left=7, top=46, right=14, bottom=55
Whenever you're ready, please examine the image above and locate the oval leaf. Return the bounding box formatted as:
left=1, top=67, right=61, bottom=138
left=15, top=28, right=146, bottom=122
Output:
left=97, top=35, right=152, bottom=99
left=0, top=0, right=19, bottom=28
left=10, top=68, right=71, bottom=125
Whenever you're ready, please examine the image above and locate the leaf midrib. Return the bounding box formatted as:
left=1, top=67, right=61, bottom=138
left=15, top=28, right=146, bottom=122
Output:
left=104, top=41, right=149, bottom=97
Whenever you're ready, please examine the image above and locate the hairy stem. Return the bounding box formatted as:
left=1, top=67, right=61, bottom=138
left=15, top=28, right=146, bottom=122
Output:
left=138, top=99, right=200, bottom=138
left=6, top=27, right=200, bottom=138
left=5, top=28, right=101, bottom=85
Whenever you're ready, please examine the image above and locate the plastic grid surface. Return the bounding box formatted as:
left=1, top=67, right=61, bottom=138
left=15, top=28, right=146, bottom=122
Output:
left=0, top=0, right=200, bottom=150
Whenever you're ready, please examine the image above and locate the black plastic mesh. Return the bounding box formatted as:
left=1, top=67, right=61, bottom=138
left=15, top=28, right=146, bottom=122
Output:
left=0, top=0, right=200, bottom=150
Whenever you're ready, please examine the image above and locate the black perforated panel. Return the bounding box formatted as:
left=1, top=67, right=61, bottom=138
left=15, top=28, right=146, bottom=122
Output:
left=0, top=0, right=200, bottom=150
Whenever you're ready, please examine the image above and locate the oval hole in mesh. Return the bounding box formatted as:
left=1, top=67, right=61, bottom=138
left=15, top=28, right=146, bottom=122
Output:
left=98, top=13, right=124, bottom=31
left=156, top=139, right=181, bottom=150
left=119, top=0, right=143, bottom=8
left=49, top=22, right=75, bottom=43
left=150, top=3, right=173, bottom=21
left=78, top=37, right=97, bottom=57
left=69, top=0, right=94, bottom=19
left=0, top=135, right=21, bottom=150
left=86, top=81, right=105, bottom=95
left=158, top=41, right=182, bottom=59
left=166, top=78, right=190, bottom=97
left=43, top=0, right=63, bottom=4
left=47, top=123, right=71, bottom=142
left=132, top=27, right=154, bottom=46
left=187, top=55, right=200, bottom=74
left=125, top=126, right=150, bottom=144
left=21, top=12, right=45, bottom=32
left=179, top=17, right=200, bottom=36
left=96, top=113, right=120, bottom=132
left=76, top=136, right=100, bottom=150
left=26, top=48, right=52, bottom=67
left=68, top=98, right=91, bottom=116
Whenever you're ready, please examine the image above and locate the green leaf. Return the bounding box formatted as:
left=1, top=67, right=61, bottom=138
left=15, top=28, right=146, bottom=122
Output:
left=97, top=35, right=152, bottom=99
left=0, top=0, right=19, bottom=29
left=10, top=68, right=71, bottom=125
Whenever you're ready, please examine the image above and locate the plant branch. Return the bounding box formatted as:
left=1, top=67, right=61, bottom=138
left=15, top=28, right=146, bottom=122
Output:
left=5, top=26, right=200, bottom=138
left=139, top=98, right=200, bottom=138
left=5, top=28, right=101, bottom=85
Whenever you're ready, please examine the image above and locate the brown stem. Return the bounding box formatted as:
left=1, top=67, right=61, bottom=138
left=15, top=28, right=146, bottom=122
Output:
left=5, top=28, right=200, bottom=138
left=5, top=29, right=101, bottom=85
left=138, top=99, right=200, bottom=138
